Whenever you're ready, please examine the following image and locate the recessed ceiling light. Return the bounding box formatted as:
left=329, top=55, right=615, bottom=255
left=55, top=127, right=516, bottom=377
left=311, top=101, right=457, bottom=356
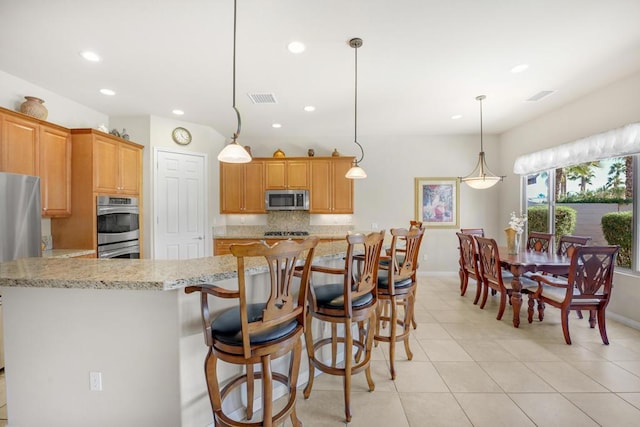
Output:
left=172, top=109, right=185, bottom=116
left=287, top=41, right=306, bottom=54
left=303, top=105, right=315, bottom=112
left=80, top=51, right=101, bottom=62
left=272, top=123, right=282, bottom=129
left=99, top=88, right=116, bottom=96
left=511, top=63, right=529, bottom=73
left=451, top=114, right=462, bottom=120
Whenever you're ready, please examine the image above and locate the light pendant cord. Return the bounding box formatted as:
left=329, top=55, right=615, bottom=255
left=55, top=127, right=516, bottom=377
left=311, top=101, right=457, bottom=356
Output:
left=232, top=0, right=241, bottom=142
left=476, top=95, right=486, bottom=175
left=351, top=38, right=364, bottom=165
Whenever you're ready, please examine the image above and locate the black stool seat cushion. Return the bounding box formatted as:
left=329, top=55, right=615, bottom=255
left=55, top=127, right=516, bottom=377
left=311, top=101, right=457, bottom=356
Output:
left=313, top=283, right=373, bottom=309
left=211, top=303, right=298, bottom=346
left=379, top=254, right=405, bottom=267
left=377, top=272, right=413, bottom=290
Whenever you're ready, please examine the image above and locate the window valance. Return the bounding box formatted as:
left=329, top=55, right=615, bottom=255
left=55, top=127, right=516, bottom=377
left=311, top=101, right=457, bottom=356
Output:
left=513, top=122, right=640, bottom=175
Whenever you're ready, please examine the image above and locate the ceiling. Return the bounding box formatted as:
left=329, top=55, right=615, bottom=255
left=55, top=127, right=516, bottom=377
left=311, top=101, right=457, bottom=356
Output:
left=2, top=0, right=640, bottom=148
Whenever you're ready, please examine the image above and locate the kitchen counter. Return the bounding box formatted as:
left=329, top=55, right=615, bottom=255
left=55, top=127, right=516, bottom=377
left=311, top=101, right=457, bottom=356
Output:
left=0, top=239, right=346, bottom=291
left=41, top=248, right=96, bottom=258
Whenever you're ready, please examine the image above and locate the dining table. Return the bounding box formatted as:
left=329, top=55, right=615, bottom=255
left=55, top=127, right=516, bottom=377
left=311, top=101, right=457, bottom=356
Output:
left=499, top=248, right=572, bottom=328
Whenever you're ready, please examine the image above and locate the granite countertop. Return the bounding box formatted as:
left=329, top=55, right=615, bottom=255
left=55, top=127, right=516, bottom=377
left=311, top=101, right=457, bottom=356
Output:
left=0, top=240, right=347, bottom=292
left=42, top=249, right=96, bottom=258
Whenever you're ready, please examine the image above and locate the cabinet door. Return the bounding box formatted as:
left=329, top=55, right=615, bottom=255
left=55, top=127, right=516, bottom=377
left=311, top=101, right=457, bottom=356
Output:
left=286, top=160, right=309, bottom=189
left=243, top=161, right=265, bottom=213
left=94, top=136, right=119, bottom=193
left=119, top=142, right=142, bottom=194
left=265, top=160, right=286, bottom=189
left=309, top=159, right=332, bottom=213
left=0, top=114, right=39, bottom=175
left=39, top=125, right=71, bottom=217
left=331, top=158, right=354, bottom=213
left=220, top=163, right=244, bottom=213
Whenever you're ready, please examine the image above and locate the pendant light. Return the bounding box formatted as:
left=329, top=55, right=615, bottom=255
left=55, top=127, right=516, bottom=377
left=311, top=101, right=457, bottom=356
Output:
left=459, top=95, right=505, bottom=189
left=345, top=38, right=367, bottom=179
left=217, top=0, right=251, bottom=163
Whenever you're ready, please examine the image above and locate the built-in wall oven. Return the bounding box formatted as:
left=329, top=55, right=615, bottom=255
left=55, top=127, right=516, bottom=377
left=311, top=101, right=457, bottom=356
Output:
left=97, top=195, right=140, bottom=259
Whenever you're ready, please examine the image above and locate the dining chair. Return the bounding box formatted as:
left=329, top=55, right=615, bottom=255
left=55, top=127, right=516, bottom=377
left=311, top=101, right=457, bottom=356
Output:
left=556, top=234, right=592, bottom=318
left=528, top=245, right=619, bottom=344
left=375, top=226, right=425, bottom=380
left=526, top=231, right=553, bottom=253
left=460, top=227, right=485, bottom=237
left=475, top=236, right=538, bottom=320
left=185, top=237, right=318, bottom=427
left=303, top=231, right=385, bottom=422
left=457, top=232, right=482, bottom=304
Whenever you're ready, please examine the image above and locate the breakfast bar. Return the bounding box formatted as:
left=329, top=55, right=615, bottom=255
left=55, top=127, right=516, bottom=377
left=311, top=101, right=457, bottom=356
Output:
left=0, top=240, right=346, bottom=427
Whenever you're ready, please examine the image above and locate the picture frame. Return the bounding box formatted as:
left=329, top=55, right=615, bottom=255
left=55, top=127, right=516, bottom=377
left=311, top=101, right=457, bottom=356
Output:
left=414, top=177, right=459, bottom=228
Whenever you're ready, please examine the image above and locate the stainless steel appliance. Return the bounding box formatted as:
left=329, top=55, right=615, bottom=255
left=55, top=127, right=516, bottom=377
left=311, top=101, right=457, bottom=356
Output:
left=96, top=196, right=140, bottom=259
left=264, top=231, right=310, bottom=237
left=265, top=189, right=309, bottom=211
left=0, top=172, right=43, bottom=370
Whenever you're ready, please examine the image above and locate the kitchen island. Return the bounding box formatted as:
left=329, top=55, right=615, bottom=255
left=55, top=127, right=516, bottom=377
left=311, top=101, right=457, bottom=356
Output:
left=0, top=239, right=347, bottom=427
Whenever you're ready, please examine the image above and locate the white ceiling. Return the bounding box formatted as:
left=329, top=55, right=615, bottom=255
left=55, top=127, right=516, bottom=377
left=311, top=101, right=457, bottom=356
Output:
left=2, top=0, right=640, bottom=147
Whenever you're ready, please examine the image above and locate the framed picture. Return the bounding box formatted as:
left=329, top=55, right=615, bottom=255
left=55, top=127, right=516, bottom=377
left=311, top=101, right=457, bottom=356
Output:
left=414, top=177, right=459, bottom=228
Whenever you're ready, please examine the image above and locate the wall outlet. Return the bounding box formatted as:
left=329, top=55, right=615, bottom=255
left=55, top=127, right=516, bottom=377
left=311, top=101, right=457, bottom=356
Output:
left=90, top=371, right=102, bottom=391
left=371, top=223, right=378, bottom=230
left=423, top=254, right=428, bottom=261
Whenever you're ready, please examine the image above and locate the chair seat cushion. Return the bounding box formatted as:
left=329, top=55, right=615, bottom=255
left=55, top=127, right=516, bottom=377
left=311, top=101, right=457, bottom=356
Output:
left=379, top=254, right=405, bottom=267
left=377, top=271, right=413, bottom=289
left=211, top=303, right=298, bottom=346
left=312, top=283, right=374, bottom=309
left=538, top=283, right=602, bottom=304
left=502, top=272, right=539, bottom=291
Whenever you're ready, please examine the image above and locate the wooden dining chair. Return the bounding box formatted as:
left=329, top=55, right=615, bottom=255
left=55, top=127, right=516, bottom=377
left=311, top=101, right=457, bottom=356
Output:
left=303, top=231, right=385, bottom=422
left=185, top=237, right=318, bottom=427
left=475, top=236, right=538, bottom=320
left=460, top=228, right=485, bottom=237
left=526, top=231, right=553, bottom=253
left=457, top=232, right=482, bottom=304
left=556, top=235, right=592, bottom=319
left=528, top=245, right=619, bottom=344
left=375, top=226, right=425, bottom=380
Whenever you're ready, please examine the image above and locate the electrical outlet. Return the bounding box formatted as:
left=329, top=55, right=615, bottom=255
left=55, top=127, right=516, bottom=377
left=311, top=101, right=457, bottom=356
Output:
left=423, top=254, right=428, bottom=261
left=371, top=223, right=378, bottom=230
left=90, top=371, right=102, bottom=391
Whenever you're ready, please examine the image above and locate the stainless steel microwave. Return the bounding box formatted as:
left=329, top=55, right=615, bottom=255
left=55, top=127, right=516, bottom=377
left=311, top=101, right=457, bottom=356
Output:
left=265, top=189, right=309, bottom=211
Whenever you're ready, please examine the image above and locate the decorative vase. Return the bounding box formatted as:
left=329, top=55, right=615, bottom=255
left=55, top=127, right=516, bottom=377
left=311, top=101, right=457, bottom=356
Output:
left=332, top=148, right=340, bottom=157
left=19, top=96, right=48, bottom=120
left=307, top=148, right=315, bottom=157
left=273, top=148, right=285, bottom=158
left=504, top=227, right=521, bottom=255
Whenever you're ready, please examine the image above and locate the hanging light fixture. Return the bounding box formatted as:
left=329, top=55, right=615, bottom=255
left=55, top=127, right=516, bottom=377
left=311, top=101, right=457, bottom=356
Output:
left=217, top=0, right=251, bottom=163
left=459, top=95, right=505, bottom=189
left=345, top=37, right=367, bottom=179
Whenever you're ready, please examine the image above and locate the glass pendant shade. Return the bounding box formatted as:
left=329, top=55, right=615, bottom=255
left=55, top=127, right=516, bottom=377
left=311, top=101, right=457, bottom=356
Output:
left=217, top=140, right=251, bottom=163
left=345, top=164, right=367, bottom=179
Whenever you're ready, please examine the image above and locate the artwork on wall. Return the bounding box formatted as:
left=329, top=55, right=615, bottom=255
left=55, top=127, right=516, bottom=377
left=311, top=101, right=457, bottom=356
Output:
left=414, top=177, right=459, bottom=228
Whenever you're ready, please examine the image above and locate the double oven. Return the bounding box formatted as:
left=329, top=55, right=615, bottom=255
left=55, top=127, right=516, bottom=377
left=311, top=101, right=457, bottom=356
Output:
left=96, top=196, right=140, bottom=259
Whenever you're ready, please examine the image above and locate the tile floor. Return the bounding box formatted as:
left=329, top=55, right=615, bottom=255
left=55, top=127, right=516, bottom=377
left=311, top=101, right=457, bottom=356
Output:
left=1, top=275, right=640, bottom=426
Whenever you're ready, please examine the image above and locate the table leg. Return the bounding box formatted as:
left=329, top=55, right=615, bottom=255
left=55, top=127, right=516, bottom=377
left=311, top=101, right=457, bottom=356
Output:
left=509, top=267, right=523, bottom=328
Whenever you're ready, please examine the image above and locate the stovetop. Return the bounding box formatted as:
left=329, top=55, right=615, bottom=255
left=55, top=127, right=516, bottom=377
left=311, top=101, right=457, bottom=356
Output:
left=264, top=231, right=310, bottom=237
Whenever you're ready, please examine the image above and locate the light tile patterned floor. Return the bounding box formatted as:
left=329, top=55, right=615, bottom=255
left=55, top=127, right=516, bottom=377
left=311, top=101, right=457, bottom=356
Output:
left=1, top=275, right=639, bottom=426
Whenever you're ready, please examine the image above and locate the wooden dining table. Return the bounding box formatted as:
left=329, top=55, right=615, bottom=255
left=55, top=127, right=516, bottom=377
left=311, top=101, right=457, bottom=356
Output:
left=499, top=248, right=572, bottom=328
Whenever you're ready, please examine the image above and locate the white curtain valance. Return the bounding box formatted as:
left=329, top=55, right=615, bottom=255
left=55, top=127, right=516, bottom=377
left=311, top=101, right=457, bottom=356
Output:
left=513, top=122, right=640, bottom=175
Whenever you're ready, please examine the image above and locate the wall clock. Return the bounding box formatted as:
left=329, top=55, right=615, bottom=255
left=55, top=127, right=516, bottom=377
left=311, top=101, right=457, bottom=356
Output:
left=172, top=127, right=192, bottom=145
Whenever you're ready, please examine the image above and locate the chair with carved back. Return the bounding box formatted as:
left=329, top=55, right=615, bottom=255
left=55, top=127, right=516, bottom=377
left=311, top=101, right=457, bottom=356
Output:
left=528, top=245, right=619, bottom=344
left=374, top=226, right=425, bottom=380
left=457, top=232, right=482, bottom=304
left=475, top=236, right=538, bottom=320
left=460, top=228, right=485, bottom=237
left=556, top=235, right=592, bottom=318
left=526, top=231, right=554, bottom=253
left=185, top=237, right=318, bottom=427
left=303, top=231, right=385, bottom=422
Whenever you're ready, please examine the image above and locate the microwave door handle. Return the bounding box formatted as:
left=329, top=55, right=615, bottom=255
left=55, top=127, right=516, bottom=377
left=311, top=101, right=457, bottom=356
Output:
left=101, top=247, right=136, bottom=258
left=98, top=206, right=139, bottom=214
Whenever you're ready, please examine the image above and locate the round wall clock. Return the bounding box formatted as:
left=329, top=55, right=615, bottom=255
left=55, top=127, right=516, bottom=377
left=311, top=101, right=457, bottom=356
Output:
left=172, top=127, right=192, bottom=145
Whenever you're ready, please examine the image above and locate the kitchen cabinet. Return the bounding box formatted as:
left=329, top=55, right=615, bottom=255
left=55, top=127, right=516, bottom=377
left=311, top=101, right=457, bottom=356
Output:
left=0, top=108, right=72, bottom=217
left=265, top=159, right=309, bottom=189
left=93, top=133, right=142, bottom=195
left=220, top=160, right=265, bottom=213
left=309, top=157, right=354, bottom=213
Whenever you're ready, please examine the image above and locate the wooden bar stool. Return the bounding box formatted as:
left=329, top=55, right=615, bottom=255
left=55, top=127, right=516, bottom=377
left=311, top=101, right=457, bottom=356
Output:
left=185, top=237, right=318, bottom=427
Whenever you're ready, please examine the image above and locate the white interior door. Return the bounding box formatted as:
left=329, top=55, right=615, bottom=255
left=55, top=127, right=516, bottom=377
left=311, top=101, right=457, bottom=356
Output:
left=154, top=149, right=206, bottom=259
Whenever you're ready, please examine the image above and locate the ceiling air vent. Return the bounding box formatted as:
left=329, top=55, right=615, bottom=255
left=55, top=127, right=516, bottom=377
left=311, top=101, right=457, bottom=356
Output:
left=247, top=93, right=278, bottom=104
left=525, top=90, right=556, bottom=102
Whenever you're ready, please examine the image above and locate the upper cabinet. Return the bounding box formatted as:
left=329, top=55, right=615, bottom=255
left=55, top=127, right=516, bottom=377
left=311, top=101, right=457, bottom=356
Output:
left=265, top=159, right=309, bottom=189
left=309, top=157, right=354, bottom=214
left=220, top=160, right=265, bottom=214
left=90, top=132, right=142, bottom=195
left=0, top=108, right=71, bottom=217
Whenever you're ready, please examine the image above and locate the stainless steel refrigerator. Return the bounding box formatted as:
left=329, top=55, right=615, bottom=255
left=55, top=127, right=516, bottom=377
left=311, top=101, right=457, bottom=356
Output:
left=0, top=172, right=42, bottom=369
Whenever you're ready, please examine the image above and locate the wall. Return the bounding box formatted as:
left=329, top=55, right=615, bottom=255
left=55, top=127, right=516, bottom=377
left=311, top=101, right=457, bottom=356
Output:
left=498, top=70, right=640, bottom=324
